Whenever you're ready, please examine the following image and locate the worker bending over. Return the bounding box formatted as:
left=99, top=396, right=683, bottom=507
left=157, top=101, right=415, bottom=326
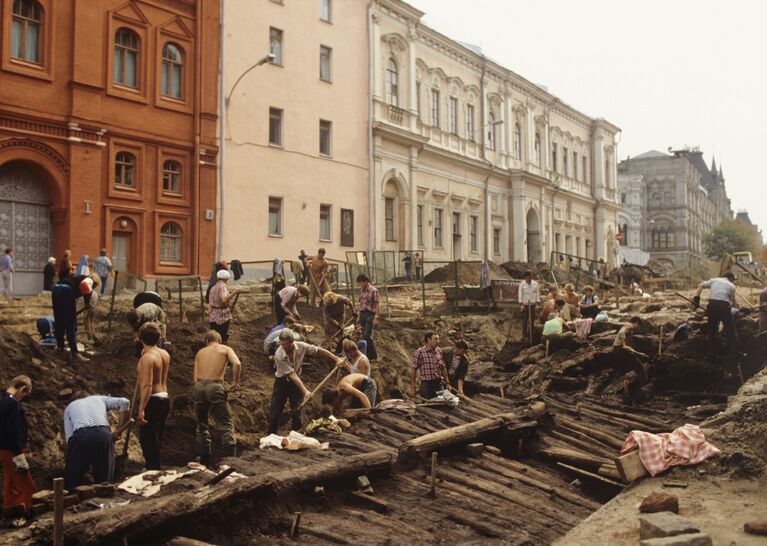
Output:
left=321, top=373, right=377, bottom=416
left=694, top=272, right=742, bottom=357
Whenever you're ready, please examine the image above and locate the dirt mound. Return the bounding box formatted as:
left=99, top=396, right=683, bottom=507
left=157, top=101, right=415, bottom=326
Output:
left=500, top=261, right=550, bottom=280
left=423, top=260, right=510, bottom=285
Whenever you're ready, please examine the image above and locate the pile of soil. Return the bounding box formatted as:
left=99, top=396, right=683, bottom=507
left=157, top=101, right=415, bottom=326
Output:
left=423, top=260, right=510, bottom=285
left=500, top=260, right=550, bottom=280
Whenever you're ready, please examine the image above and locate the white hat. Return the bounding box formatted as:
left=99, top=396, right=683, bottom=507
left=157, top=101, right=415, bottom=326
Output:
left=217, top=269, right=231, bottom=280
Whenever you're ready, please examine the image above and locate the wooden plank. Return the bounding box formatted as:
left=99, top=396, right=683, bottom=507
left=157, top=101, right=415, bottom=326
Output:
left=556, top=463, right=626, bottom=488
left=615, top=450, right=647, bottom=482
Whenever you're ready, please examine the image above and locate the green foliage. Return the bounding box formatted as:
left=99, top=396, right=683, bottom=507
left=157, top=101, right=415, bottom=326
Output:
left=703, top=220, right=763, bottom=260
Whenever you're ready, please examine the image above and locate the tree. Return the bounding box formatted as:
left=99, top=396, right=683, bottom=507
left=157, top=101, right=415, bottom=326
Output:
left=703, top=220, right=763, bottom=260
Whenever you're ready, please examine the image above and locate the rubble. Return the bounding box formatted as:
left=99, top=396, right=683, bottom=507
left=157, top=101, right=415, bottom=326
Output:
left=640, top=491, right=679, bottom=513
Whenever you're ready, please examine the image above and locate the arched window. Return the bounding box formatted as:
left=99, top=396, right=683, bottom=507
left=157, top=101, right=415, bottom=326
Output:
left=619, top=223, right=628, bottom=246
left=488, top=113, right=496, bottom=150
left=652, top=192, right=661, bottom=207
left=161, top=43, right=184, bottom=99
left=667, top=229, right=675, bottom=248
left=534, top=132, right=541, bottom=165
left=114, top=28, right=139, bottom=87
left=114, top=152, right=136, bottom=187
left=385, top=58, right=399, bottom=107
left=663, top=191, right=672, bottom=205
left=513, top=123, right=522, bottom=160
left=651, top=228, right=659, bottom=249
left=605, top=158, right=611, bottom=187
left=160, top=222, right=183, bottom=262
left=11, top=0, right=42, bottom=63
left=162, top=160, right=181, bottom=193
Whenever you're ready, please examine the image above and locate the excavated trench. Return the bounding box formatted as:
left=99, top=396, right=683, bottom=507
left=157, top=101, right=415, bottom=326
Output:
left=1, top=288, right=765, bottom=545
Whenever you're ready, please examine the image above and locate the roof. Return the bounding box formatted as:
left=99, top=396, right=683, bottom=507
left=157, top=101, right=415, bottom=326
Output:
left=633, top=150, right=669, bottom=160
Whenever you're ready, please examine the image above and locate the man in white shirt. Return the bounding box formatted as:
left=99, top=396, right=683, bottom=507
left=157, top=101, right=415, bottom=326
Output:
left=267, top=332, right=343, bottom=434
left=694, top=272, right=741, bottom=356
left=517, top=271, right=540, bottom=343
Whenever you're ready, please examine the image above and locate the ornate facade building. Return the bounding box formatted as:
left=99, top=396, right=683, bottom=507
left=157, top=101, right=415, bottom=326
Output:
left=617, top=148, right=733, bottom=271
left=0, top=0, right=220, bottom=293
left=371, top=0, right=622, bottom=266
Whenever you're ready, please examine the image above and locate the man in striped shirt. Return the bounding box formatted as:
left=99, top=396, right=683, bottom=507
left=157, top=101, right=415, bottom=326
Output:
left=408, top=332, right=451, bottom=399
left=63, top=394, right=130, bottom=490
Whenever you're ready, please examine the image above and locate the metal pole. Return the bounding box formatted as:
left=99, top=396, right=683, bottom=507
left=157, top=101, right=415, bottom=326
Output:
left=107, top=271, right=119, bottom=333
left=198, top=277, right=205, bottom=322
left=421, top=264, right=427, bottom=319
left=178, top=279, right=184, bottom=322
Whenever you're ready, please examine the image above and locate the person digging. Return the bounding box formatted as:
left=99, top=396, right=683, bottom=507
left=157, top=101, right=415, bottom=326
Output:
left=321, top=372, right=377, bottom=417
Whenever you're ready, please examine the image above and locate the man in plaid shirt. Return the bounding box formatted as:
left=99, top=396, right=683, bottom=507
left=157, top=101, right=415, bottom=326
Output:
left=408, top=332, right=451, bottom=399
left=356, top=274, right=380, bottom=360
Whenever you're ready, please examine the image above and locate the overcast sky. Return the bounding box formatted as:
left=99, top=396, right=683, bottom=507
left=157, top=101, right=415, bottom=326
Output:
left=409, top=0, right=767, bottom=232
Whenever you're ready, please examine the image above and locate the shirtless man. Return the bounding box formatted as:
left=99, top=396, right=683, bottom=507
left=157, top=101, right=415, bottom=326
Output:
left=321, top=372, right=377, bottom=416
left=136, top=322, right=171, bottom=470
left=307, top=248, right=330, bottom=307
left=193, top=330, right=242, bottom=465
left=341, top=338, right=370, bottom=377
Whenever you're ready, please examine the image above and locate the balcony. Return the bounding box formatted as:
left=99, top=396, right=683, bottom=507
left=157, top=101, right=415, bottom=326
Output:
left=387, top=105, right=406, bottom=126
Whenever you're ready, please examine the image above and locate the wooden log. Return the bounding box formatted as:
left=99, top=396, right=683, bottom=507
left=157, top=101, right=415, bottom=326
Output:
left=554, top=415, right=624, bottom=450
left=23, top=450, right=396, bottom=546
left=538, top=447, right=612, bottom=470
left=346, top=491, right=389, bottom=513
left=53, top=478, right=64, bottom=546
left=289, top=512, right=301, bottom=538
left=556, top=463, right=626, bottom=488
left=429, top=451, right=438, bottom=497
left=167, top=538, right=219, bottom=546
left=598, top=463, right=623, bottom=481
left=615, top=450, right=647, bottom=482
left=399, top=411, right=537, bottom=458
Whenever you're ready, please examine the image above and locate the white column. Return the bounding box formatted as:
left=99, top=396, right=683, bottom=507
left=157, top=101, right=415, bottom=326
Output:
left=408, top=24, right=418, bottom=131
left=510, top=180, right=526, bottom=261
left=372, top=15, right=383, bottom=101
left=373, top=151, right=383, bottom=250
left=542, top=115, right=550, bottom=173
left=526, top=105, right=535, bottom=167
left=408, top=147, right=418, bottom=249
left=594, top=202, right=607, bottom=261
left=503, top=90, right=513, bottom=166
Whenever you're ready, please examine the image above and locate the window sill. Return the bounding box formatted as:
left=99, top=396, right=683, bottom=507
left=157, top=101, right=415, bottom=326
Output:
left=320, top=18, right=332, bottom=24
left=320, top=78, right=332, bottom=84
left=269, top=143, right=284, bottom=149
left=3, top=57, right=53, bottom=82
left=319, top=239, right=332, bottom=243
left=319, top=153, right=333, bottom=158
left=268, top=233, right=284, bottom=238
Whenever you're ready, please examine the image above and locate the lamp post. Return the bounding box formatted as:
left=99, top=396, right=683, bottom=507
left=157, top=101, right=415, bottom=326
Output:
left=217, top=51, right=274, bottom=259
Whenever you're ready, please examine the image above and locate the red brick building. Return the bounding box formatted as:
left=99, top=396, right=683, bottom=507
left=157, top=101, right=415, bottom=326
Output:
left=0, top=0, right=220, bottom=294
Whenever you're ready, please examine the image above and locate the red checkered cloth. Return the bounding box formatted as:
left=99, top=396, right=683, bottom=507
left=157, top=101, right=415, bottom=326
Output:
left=621, top=424, right=720, bottom=477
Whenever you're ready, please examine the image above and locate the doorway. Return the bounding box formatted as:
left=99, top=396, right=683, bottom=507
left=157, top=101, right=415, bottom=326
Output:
left=112, top=231, right=133, bottom=285
left=526, top=208, right=541, bottom=263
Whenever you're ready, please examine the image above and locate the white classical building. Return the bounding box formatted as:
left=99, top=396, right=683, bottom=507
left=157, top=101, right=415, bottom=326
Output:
left=370, top=0, right=622, bottom=265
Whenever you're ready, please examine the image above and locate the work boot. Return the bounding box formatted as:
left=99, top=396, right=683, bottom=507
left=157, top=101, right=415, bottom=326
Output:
left=196, top=453, right=211, bottom=468
left=70, top=353, right=90, bottom=363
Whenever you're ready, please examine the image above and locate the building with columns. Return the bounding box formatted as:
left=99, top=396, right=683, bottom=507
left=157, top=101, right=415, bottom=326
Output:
left=617, top=148, right=733, bottom=271
left=371, top=0, right=622, bottom=266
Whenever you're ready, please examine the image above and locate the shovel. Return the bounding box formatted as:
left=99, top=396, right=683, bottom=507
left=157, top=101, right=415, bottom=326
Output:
left=114, top=377, right=140, bottom=479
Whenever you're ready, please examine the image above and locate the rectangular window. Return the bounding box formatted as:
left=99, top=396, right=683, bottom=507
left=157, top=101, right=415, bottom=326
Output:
left=430, top=89, right=440, bottom=129
left=466, top=104, right=475, bottom=141
left=320, top=0, right=332, bottom=22
left=552, top=143, right=558, bottom=173
left=385, top=198, right=395, bottom=241
left=563, top=147, right=569, bottom=176
left=582, top=157, right=588, bottom=182
left=448, top=97, right=458, bottom=135
left=269, top=27, right=283, bottom=65
left=269, top=107, right=283, bottom=146
left=268, top=197, right=282, bottom=236
left=452, top=212, right=461, bottom=236
left=470, top=216, right=478, bottom=253
left=572, top=152, right=578, bottom=180
left=493, top=228, right=501, bottom=255
left=319, top=119, right=332, bottom=156
left=417, top=205, right=424, bottom=246
left=319, top=45, right=331, bottom=81
left=433, top=208, right=443, bottom=248
left=319, top=204, right=331, bottom=240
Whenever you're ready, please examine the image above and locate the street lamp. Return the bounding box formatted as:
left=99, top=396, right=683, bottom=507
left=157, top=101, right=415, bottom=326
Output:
left=218, top=51, right=274, bottom=259
left=224, top=53, right=274, bottom=107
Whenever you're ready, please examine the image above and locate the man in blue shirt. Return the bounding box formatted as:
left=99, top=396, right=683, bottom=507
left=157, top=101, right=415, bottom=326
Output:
left=0, top=248, right=14, bottom=304
left=63, top=394, right=130, bottom=490
left=92, top=249, right=112, bottom=296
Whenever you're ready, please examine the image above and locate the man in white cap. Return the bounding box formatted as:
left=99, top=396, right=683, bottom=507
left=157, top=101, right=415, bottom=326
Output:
left=208, top=269, right=246, bottom=343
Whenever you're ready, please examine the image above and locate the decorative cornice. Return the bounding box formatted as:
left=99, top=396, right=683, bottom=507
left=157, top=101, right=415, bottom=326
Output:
left=0, top=137, right=71, bottom=175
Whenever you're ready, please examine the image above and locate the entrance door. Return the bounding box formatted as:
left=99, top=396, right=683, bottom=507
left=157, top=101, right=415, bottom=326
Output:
left=112, top=232, right=132, bottom=281
left=0, top=162, right=53, bottom=295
